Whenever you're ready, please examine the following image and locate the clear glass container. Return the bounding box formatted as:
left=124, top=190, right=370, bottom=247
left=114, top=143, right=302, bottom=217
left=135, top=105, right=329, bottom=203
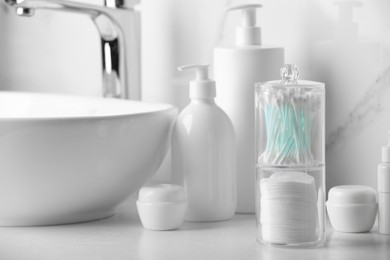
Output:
left=255, top=64, right=326, bottom=247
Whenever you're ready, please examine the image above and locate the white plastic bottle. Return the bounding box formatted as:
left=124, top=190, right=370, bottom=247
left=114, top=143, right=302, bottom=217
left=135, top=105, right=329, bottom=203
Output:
left=171, top=64, right=236, bottom=222
left=378, top=131, right=390, bottom=235
left=213, top=4, right=284, bottom=213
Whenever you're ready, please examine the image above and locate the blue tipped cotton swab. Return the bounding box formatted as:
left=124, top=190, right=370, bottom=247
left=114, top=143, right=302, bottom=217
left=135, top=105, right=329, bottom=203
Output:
left=258, top=65, right=321, bottom=166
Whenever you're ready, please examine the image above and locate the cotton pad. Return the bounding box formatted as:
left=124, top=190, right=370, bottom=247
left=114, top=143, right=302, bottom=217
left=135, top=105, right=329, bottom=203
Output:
left=260, top=171, right=318, bottom=244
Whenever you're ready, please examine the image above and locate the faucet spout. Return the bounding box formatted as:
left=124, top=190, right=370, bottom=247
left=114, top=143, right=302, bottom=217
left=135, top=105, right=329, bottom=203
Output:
left=5, top=0, right=141, bottom=99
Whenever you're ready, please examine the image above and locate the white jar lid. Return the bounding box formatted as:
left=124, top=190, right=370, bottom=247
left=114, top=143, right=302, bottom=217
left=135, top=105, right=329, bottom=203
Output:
left=328, top=185, right=377, bottom=204
left=138, top=184, right=186, bottom=203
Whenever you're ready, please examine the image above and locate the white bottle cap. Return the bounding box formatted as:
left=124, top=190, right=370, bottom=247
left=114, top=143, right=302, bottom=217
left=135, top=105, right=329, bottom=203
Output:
left=327, top=185, right=377, bottom=204
left=225, top=3, right=262, bottom=46
left=138, top=183, right=186, bottom=203
left=382, top=131, right=390, bottom=163
left=178, top=64, right=216, bottom=99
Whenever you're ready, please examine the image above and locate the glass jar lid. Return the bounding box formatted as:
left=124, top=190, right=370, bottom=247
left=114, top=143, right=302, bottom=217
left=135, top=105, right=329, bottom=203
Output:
left=256, top=64, right=324, bottom=91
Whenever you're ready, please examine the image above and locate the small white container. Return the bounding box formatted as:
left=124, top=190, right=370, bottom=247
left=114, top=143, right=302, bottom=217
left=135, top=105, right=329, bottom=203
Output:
left=326, top=185, right=378, bottom=233
left=136, top=184, right=187, bottom=231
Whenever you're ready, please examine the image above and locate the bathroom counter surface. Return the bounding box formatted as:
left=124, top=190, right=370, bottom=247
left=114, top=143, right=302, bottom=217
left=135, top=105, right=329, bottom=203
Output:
left=0, top=197, right=389, bottom=260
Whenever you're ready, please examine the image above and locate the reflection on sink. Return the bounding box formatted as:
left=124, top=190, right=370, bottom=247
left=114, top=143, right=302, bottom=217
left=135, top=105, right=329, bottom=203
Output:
left=0, top=91, right=177, bottom=226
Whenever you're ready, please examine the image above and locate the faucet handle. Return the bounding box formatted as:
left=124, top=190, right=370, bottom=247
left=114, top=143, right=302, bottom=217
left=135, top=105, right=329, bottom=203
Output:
left=5, top=0, right=18, bottom=6
left=105, top=0, right=140, bottom=8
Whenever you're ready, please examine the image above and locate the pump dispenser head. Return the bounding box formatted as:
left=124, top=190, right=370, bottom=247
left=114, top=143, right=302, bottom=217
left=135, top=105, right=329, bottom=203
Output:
left=178, top=64, right=216, bottom=99
left=225, top=3, right=262, bottom=46
left=334, top=1, right=362, bottom=43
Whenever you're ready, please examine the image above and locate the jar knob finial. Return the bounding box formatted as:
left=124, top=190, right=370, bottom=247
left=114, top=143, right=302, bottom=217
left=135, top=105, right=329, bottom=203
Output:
left=280, top=64, right=299, bottom=85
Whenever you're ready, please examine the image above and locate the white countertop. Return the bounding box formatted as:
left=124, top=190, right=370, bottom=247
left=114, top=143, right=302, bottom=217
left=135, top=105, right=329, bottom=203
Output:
left=0, top=197, right=389, bottom=260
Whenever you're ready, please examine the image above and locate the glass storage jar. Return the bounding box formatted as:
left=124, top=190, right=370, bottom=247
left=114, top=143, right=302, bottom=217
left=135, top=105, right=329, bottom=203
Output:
left=255, top=64, right=326, bottom=247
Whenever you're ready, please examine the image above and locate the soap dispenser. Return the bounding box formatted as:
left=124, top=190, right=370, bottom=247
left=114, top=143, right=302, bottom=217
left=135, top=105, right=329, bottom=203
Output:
left=171, top=64, right=236, bottom=222
left=213, top=3, right=284, bottom=213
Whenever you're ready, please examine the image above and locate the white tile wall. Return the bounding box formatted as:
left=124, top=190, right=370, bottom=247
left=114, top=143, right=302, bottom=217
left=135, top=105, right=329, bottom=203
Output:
left=1, top=0, right=389, bottom=193
left=0, top=0, right=102, bottom=96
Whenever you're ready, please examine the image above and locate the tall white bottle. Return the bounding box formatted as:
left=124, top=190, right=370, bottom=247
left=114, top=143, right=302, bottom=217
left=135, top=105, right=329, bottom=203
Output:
left=171, top=64, right=236, bottom=222
left=378, top=131, right=390, bottom=235
left=213, top=4, right=284, bottom=213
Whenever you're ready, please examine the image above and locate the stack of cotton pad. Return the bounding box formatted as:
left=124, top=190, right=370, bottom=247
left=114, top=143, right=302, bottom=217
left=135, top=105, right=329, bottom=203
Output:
left=260, top=172, right=318, bottom=244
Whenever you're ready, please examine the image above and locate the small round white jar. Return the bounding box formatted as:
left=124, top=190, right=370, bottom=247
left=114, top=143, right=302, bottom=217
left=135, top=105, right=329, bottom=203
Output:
left=137, top=184, right=187, bottom=231
left=326, top=185, right=377, bottom=233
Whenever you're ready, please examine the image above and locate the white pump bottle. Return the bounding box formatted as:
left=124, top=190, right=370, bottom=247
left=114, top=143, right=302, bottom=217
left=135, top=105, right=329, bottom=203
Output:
left=213, top=4, right=284, bottom=213
left=171, top=64, right=236, bottom=222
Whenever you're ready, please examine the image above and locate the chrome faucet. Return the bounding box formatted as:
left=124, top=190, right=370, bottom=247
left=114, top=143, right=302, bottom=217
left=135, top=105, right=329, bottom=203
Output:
left=5, top=0, right=141, bottom=99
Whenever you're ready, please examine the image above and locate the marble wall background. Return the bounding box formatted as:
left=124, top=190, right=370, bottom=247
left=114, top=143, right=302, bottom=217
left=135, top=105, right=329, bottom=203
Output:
left=1, top=0, right=390, bottom=193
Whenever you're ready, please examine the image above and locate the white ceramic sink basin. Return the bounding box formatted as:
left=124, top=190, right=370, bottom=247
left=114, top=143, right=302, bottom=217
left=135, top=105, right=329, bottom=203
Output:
left=0, top=91, right=177, bottom=226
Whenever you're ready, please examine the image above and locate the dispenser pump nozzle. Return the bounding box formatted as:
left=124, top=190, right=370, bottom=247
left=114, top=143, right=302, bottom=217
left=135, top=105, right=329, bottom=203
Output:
left=178, top=64, right=210, bottom=81
left=178, top=64, right=216, bottom=99
left=334, top=1, right=362, bottom=43
left=225, top=3, right=262, bottom=46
